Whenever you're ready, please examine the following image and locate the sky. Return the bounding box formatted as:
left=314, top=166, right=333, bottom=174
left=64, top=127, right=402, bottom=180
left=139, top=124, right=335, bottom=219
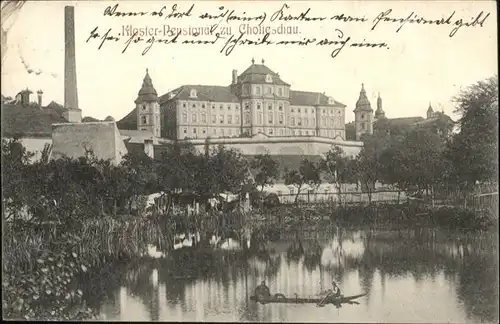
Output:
left=1, top=0, right=497, bottom=122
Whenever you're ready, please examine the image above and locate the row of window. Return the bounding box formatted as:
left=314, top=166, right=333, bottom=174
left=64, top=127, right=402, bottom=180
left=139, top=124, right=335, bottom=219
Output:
left=178, top=112, right=342, bottom=128
left=182, top=127, right=240, bottom=138
left=179, top=101, right=343, bottom=117
left=242, top=84, right=289, bottom=97
left=289, top=116, right=316, bottom=127
left=182, top=102, right=240, bottom=110
left=179, top=127, right=343, bottom=139
left=140, top=115, right=160, bottom=125
left=249, top=113, right=285, bottom=125
left=182, top=113, right=241, bottom=125
left=140, top=104, right=160, bottom=113
left=245, top=102, right=285, bottom=111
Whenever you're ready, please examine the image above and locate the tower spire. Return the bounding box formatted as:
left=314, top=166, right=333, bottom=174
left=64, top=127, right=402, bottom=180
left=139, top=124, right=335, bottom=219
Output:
left=375, top=91, right=385, bottom=119
left=135, top=69, right=158, bottom=103
left=354, top=83, right=373, bottom=141
left=427, top=101, right=434, bottom=118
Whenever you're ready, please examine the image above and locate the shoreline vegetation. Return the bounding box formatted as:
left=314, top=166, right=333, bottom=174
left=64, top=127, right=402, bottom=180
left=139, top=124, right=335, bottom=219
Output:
left=2, top=76, right=497, bottom=320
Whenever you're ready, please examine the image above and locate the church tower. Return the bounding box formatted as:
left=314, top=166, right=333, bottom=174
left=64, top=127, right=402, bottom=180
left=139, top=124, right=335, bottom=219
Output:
left=354, top=83, right=373, bottom=141
left=135, top=69, right=160, bottom=137
left=426, top=102, right=434, bottom=119
left=374, top=92, right=385, bottom=120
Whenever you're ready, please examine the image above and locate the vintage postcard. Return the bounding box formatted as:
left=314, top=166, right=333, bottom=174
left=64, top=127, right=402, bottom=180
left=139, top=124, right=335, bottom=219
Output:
left=1, top=0, right=498, bottom=322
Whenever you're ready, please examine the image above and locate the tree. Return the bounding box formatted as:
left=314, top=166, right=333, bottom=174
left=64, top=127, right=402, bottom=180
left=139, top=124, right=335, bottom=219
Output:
left=157, top=143, right=251, bottom=207
left=1, top=138, right=33, bottom=221
left=353, top=134, right=387, bottom=203
left=378, top=140, right=410, bottom=203
left=284, top=159, right=321, bottom=204
left=445, top=75, right=498, bottom=190
left=157, top=142, right=200, bottom=196
left=120, top=150, right=158, bottom=213
left=250, top=153, right=280, bottom=192
left=320, top=146, right=355, bottom=204
left=205, top=145, right=251, bottom=197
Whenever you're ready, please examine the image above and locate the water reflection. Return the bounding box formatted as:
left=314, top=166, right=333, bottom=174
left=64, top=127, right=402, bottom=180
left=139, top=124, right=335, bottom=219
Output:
left=96, top=228, right=498, bottom=323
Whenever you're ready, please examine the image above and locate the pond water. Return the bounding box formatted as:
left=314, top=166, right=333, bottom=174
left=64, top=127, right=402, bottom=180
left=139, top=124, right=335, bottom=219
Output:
left=93, top=228, right=498, bottom=323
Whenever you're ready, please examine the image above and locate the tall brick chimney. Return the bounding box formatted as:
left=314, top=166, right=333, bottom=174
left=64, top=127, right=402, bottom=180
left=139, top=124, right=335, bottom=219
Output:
left=63, top=6, right=82, bottom=123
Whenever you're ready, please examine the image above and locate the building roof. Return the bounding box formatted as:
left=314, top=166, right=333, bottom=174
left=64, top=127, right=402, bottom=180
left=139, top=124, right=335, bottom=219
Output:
left=414, top=112, right=454, bottom=126
left=120, top=129, right=155, bottom=144
left=238, top=63, right=290, bottom=86
left=290, top=90, right=345, bottom=107
left=386, top=116, right=425, bottom=126
left=1, top=101, right=68, bottom=137
left=354, top=83, right=373, bottom=113
left=159, top=85, right=240, bottom=104
left=116, top=108, right=138, bottom=130
left=427, top=103, right=434, bottom=113
left=135, top=69, right=158, bottom=103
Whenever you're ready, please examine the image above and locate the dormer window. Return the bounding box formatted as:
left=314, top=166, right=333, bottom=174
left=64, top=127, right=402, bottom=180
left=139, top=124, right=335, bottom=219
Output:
left=328, top=97, right=335, bottom=105
left=190, top=89, right=197, bottom=98
left=265, top=74, right=272, bottom=83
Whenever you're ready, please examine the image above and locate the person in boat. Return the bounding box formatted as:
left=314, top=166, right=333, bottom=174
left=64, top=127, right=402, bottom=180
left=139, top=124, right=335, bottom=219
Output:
left=317, top=281, right=343, bottom=307
left=255, top=280, right=271, bottom=300
left=331, top=281, right=342, bottom=298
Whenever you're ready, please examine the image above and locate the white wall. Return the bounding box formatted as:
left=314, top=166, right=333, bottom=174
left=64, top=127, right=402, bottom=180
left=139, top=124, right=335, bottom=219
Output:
left=18, top=137, right=52, bottom=162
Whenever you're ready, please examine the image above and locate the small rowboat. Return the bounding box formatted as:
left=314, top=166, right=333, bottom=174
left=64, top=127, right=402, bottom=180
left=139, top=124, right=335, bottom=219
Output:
left=250, top=293, right=366, bottom=305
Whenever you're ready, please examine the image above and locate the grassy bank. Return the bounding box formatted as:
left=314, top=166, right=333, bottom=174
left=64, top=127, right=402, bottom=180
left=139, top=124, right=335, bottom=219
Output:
left=2, top=215, right=174, bottom=320
left=247, top=203, right=497, bottom=240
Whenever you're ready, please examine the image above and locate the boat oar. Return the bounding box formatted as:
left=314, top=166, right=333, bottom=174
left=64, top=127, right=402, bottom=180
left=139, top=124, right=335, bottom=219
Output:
left=317, top=293, right=330, bottom=307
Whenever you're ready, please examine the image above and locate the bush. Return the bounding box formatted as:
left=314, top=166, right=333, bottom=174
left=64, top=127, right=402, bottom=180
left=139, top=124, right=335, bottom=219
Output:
left=2, top=232, right=97, bottom=320
left=431, top=206, right=495, bottom=230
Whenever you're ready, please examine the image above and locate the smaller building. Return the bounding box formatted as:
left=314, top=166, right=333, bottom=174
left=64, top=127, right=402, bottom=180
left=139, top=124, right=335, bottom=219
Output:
left=348, top=85, right=455, bottom=140
left=1, top=87, right=157, bottom=163
left=51, top=121, right=128, bottom=165
left=1, top=89, right=69, bottom=161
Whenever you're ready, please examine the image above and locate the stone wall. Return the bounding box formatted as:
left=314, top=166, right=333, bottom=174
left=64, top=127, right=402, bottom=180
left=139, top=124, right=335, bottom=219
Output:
left=51, top=121, right=127, bottom=164
left=162, top=133, right=363, bottom=157
left=17, top=137, right=52, bottom=162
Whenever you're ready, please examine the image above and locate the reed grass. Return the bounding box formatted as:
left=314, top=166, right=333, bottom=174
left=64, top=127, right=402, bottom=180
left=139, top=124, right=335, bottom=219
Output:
left=3, top=215, right=175, bottom=273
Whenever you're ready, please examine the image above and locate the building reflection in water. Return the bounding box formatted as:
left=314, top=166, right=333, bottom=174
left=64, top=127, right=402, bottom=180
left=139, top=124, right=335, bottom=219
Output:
left=97, top=228, right=498, bottom=323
